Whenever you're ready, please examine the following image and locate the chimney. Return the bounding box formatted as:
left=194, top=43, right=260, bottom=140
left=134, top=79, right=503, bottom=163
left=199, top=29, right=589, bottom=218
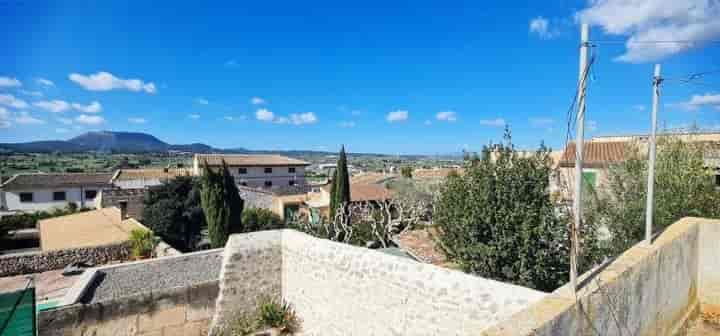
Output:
left=118, top=200, right=128, bottom=220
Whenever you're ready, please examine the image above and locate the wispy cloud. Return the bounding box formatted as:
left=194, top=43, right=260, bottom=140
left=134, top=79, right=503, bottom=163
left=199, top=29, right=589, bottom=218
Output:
left=339, top=121, right=356, bottom=128
left=576, top=0, right=720, bottom=62
left=128, top=117, right=146, bottom=124
left=251, top=97, right=266, bottom=105
left=255, top=108, right=275, bottom=121
left=0, top=77, right=22, bottom=88
left=75, top=114, right=105, bottom=125
left=188, top=114, right=201, bottom=119
left=529, top=17, right=558, bottom=39
left=36, top=78, right=54, bottom=87
left=57, top=117, right=73, bottom=125
left=436, top=111, right=457, bottom=122
left=386, top=110, right=409, bottom=123
left=671, top=93, right=720, bottom=111
left=0, top=107, right=9, bottom=128
left=633, top=104, right=646, bottom=111
left=56, top=128, right=69, bottom=133
left=195, top=98, right=209, bottom=105
left=16, top=111, right=45, bottom=125
left=20, top=90, right=43, bottom=97
left=424, top=120, right=432, bottom=126
left=256, top=108, right=318, bottom=125
left=34, top=100, right=71, bottom=113
left=69, top=71, right=157, bottom=93
left=479, top=118, right=506, bottom=127
left=72, top=101, right=102, bottom=113
left=0, top=94, right=29, bottom=109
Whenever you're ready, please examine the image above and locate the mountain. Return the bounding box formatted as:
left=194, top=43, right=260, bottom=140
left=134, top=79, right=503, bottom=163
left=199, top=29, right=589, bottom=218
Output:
left=0, top=131, right=233, bottom=154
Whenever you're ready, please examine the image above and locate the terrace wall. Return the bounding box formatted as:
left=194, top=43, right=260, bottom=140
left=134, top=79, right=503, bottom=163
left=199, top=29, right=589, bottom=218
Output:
left=482, top=217, right=720, bottom=336
left=209, top=230, right=547, bottom=335
left=0, top=242, right=130, bottom=277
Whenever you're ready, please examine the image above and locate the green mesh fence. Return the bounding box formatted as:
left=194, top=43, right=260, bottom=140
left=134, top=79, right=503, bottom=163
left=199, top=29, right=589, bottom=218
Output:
left=0, top=283, right=36, bottom=336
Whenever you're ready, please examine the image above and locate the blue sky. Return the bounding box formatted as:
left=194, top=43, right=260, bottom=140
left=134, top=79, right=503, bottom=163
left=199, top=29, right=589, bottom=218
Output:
left=1, top=1, right=719, bottom=154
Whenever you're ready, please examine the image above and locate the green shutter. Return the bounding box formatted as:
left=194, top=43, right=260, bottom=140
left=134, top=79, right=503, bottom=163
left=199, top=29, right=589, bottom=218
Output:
left=582, top=171, right=597, bottom=187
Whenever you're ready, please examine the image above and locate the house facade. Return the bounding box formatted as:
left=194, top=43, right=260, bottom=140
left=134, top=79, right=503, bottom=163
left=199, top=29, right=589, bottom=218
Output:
left=193, top=154, right=310, bottom=188
left=0, top=173, right=113, bottom=212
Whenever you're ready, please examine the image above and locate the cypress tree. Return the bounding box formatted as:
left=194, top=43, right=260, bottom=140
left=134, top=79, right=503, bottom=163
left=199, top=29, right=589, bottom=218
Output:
left=200, top=160, right=244, bottom=248
left=329, top=145, right=351, bottom=219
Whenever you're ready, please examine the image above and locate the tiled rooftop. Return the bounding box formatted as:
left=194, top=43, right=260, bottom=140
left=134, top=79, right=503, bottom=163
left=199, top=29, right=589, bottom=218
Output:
left=195, top=154, right=309, bottom=167
left=1, top=173, right=113, bottom=190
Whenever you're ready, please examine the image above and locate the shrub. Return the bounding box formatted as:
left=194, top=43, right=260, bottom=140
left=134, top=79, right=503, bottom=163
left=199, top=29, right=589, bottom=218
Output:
left=242, top=208, right=284, bottom=233
left=258, top=296, right=300, bottom=334
left=129, top=228, right=157, bottom=258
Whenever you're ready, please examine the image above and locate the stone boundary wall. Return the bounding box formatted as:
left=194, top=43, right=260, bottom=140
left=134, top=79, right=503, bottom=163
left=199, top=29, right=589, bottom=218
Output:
left=482, top=217, right=720, bottom=336
left=38, top=280, right=219, bottom=336
left=99, top=188, right=146, bottom=220
left=209, top=230, right=546, bottom=335
left=0, top=242, right=130, bottom=277
left=209, top=231, right=282, bottom=335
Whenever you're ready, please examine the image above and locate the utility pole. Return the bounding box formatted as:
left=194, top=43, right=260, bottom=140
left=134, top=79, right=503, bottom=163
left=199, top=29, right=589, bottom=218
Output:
left=645, top=64, right=662, bottom=245
left=571, top=23, right=590, bottom=296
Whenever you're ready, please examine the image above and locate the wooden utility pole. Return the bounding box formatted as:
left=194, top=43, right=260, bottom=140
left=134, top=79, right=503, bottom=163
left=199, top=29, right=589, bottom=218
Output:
left=645, top=64, right=662, bottom=245
left=571, top=23, right=590, bottom=296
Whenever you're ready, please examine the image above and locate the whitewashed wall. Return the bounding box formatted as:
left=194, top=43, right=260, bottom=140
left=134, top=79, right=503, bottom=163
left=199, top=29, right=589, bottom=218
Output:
left=4, top=187, right=100, bottom=212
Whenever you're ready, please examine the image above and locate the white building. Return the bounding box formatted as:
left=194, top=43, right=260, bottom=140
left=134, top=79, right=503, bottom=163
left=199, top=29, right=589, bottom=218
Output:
left=0, top=173, right=113, bottom=213
left=193, top=154, right=310, bottom=189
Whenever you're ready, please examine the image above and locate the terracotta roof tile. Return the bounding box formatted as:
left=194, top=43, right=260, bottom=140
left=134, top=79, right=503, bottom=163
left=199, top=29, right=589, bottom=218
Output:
left=394, top=228, right=448, bottom=266
left=39, top=207, right=145, bottom=251
left=350, top=184, right=393, bottom=202
left=559, top=141, right=629, bottom=168
left=113, top=168, right=193, bottom=181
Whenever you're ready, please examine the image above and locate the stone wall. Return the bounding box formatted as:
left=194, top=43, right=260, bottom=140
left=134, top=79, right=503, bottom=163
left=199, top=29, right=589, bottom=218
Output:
left=482, top=217, right=720, bottom=336
left=0, top=242, right=130, bottom=277
left=209, top=230, right=546, bottom=335
left=99, top=188, right=146, bottom=220
left=38, top=280, right=218, bottom=336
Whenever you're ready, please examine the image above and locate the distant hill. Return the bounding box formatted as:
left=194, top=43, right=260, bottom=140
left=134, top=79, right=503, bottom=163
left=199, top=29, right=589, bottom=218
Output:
left=0, top=131, right=243, bottom=154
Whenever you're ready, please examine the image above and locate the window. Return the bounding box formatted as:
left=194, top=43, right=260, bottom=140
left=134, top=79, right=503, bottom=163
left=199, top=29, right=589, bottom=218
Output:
left=53, top=191, right=67, bottom=201
left=238, top=167, right=247, bottom=174
left=582, top=171, right=597, bottom=187
left=264, top=167, right=273, bottom=174
left=716, top=174, right=720, bottom=187
left=288, top=167, right=296, bottom=173
left=240, top=182, right=247, bottom=186
left=288, top=180, right=295, bottom=186
left=264, top=180, right=273, bottom=187
left=19, top=192, right=33, bottom=203
left=85, top=190, right=97, bottom=199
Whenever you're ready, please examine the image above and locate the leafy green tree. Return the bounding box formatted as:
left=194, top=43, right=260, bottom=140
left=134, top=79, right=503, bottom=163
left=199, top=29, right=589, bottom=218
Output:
left=400, top=166, right=413, bottom=178
left=329, top=145, right=351, bottom=219
left=142, top=176, right=205, bottom=251
left=200, top=160, right=244, bottom=248
left=588, top=138, right=720, bottom=254
left=434, top=128, right=602, bottom=291
left=242, top=208, right=284, bottom=232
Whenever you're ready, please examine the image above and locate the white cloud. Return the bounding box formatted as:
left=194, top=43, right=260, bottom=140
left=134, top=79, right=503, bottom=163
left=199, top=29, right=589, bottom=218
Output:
left=251, top=97, right=266, bottom=105
left=34, top=100, right=71, bottom=113
left=75, top=114, right=105, bottom=125
left=256, top=108, right=275, bottom=121
left=36, top=78, right=54, bottom=86
left=386, top=110, right=409, bottom=122
left=188, top=114, right=201, bottom=119
left=195, top=98, right=209, bottom=105
left=436, top=110, right=457, bottom=122
left=0, top=77, right=22, bottom=87
left=128, top=117, right=146, bottom=124
left=56, top=128, right=69, bottom=133
left=529, top=117, right=554, bottom=127
left=673, top=93, right=720, bottom=111
left=20, top=90, right=43, bottom=97
left=224, top=116, right=235, bottom=121
left=529, top=17, right=556, bottom=39
left=69, top=71, right=157, bottom=93
left=479, top=118, right=506, bottom=127
left=57, top=117, right=73, bottom=125
left=71, top=101, right=102, bottom=113
left=0, top=107, right=8, bottom=119
left=289, top=112, right=318, bottom=125
left=15, top=111, right=45, bottom=125
left=339, top=121, right=356, bottom=128
left=576, top=0, right=720, bottom=62
left=0, top=120, right=9, bottom=128
left=0, top=94, right=29, bottom=109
